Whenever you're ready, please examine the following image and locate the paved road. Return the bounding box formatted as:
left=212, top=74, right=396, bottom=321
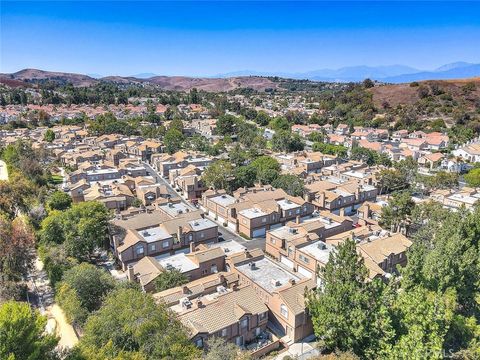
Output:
left=143, top=161, right=265, bottom=251
left=143, top=162, right=195, bottom=209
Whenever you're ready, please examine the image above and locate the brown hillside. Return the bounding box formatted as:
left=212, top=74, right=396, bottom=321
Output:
left=369, top=78, right=480, bottom=108
left=146, top=76, right=281, bottom=92
left=0, top=69, right=98, bottom=87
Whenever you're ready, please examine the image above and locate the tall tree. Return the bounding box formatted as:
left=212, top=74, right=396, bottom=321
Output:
left=202, top=160, right=234, bottom=191
left=0, top=216, right=35, bottom=282
left=308, top=239, right=394, bottom=358
left=78, top=288, right=200, bottom=360
left=0, top=301, right=58, bottom=360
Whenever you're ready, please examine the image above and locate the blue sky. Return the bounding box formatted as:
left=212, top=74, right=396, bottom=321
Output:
left=1, top=1, right=479, bottom=76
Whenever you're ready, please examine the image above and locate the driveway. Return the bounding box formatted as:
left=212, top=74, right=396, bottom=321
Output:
left=142, top=162, right=195, bottom=210
left=143, top=162, right=266, bottom=251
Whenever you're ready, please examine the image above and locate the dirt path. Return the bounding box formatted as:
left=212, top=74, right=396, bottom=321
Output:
left=31, top=258, right=78, bottom=349
left=0, top=160, right=8, bottom=181
left=47, top=304, right=79, bottom=348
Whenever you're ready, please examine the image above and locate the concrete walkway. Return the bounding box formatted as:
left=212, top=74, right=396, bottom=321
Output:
left=274, top=341, right=320, bottom=360
left=0, top=160, right=9, bottom=181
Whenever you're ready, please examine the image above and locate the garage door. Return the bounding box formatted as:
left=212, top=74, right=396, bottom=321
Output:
left=280, top=256, right=294, bottom=269
left=270, top=223, right=283, bottom=230
left=298, top=266, right=313, bottom=278
left=252, top=227, right=266, bottom=238
left=228, top=221, right=237, bottom=231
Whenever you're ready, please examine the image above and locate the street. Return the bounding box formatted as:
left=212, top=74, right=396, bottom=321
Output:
left=143, top=161, right=266, bottom=251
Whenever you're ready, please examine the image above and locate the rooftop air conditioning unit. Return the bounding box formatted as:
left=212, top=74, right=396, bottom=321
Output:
left=270, top=279, right=281, bottom=287
left=317, top=242, right=326, bottom=250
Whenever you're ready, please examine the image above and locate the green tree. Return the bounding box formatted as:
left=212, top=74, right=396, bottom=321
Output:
left=46, top=191, right=72, bottom=211
left=56, top=263, right=116, bottom=324
left=43, top=129, right=55, bottom=143
left=164, top=128, right=185, bottom=154
left=202, top=160, right=234, bottom=191
left=389, top=287, right=456, bottom=360
left=380, top=192, right=415, bottom=233
left=464, top=168, right=480, bottom=188
left=0, top=301, right=58, bottom=360
left=38, top=244, right=77, bottom=287
left=40, top=202, right=110, bottom=261
left=154, top=269, right=189, bottom=292
left=234, top=165, right=257, bottom=189
left=272, top=174, right=305, bottom=197
left=78, top=288, right=200, bottom=360
left=268, top=116, right=291, bottom=131
left=308, top=239, right=394, bottom=358
left=249, top=156, right=281, bottom=185
left=271, top=130, right=305, bottom=152
left=216, top=115, right=238, bottom=136
left=312, top=143, right=348, bottom=158
left=254, top=111, right=270, bottom=126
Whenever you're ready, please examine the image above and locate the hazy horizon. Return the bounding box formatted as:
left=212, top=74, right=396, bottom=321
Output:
left=1, top=1, right=479, bottom=77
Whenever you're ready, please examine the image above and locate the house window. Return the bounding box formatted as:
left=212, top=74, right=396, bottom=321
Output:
left=255, top=327, right=262, bottom=336
left=295, top=209, right=300, bottom=214
left=240, top=318, right=249, bottom=329
left=135, top=245, right=144, bottom=255
left=211, top=264, right=218, bottom=273
left=270, top=238, right=276, bottom=244
left=262, top=217, right=267, bottom=223
left=200, top=232, right=204, bottom=239
left=288, top=211, right=292, bottom=216
left=280, top=304, right=288, bottom=319
left=162, top=240, right=169, bottom=249
left=195, top=338, right=203, bottom=348
left=299, top=254, right=309, bottom=264
left=242, top=219, right=247, bottom=225
left=150, top=244, right=156, bottom=252
left=259, top=312, right=267, bottom=321
left=188, top=234, right=193, bottom=242
left=221, top=328, right=227, bottom=337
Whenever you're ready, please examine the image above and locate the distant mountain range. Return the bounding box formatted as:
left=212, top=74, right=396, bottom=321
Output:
left=1, top=62, right=479, bottom=91
left=215, top=62, right=480, bottom=83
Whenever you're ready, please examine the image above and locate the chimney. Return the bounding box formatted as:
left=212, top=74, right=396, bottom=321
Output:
left=296, top=215, right=301, bottom=224
left=218, top=273, right=225, bottom=283
left=182, top=286, right=189, bottom=294
left=190, top=241, right=196, bottom=252
left=178, top=226, right=183, bottom=242
left=113, top=235, right=121, bottom=250
left=318, top=192, right=325, bottom=208
left=339, top=207, right=345, bottom=217
left=127, top=265, right=135, bottom=282
left=195, top=299, right=203, bottom=308
left=289, top=279, right=296, bottom=285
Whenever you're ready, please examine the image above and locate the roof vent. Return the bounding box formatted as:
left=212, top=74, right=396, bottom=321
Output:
left=317, top=242, right=326, bottom=250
